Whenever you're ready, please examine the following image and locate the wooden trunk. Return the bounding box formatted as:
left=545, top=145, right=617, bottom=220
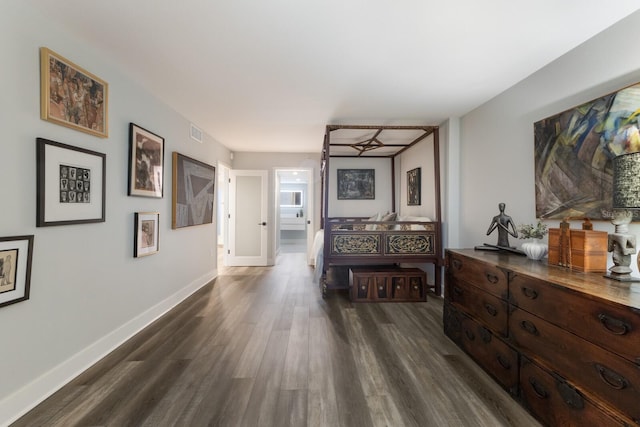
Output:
left=548, top=228, right=608, bottom=272
left=349, top=266, right=427, bottom=302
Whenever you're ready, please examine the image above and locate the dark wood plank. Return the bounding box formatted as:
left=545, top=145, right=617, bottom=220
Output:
left=11, top=253, right=541, bottom=427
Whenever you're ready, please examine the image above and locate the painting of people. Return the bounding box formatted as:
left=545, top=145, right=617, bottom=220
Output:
left=41, top=47, right=108, bottom=138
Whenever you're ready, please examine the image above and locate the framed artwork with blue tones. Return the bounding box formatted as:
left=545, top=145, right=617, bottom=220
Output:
left=534, top=82, right=640, bottom=220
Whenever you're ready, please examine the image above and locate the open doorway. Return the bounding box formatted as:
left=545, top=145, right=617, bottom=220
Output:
left=217, top=163, right=230, bottom=268
left=276, top=169, right=314, bottom=258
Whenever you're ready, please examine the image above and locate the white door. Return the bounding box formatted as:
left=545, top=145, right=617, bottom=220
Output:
left=228, top=170, right=268, bottom=266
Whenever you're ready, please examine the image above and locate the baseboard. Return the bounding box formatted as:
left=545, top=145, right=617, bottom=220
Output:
left=0, top=269, right=217, bottom=427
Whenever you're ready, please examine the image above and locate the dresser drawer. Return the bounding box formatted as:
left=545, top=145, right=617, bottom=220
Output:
left=510, top=273, right=640, bottom=364
left=460, top=312, right=519, bottom=394
left=448, top=278, right=508, bottom=337
left=350, top=273, right=390, bottom=301
left=520, top=357, right=629, bottom=427
left=447, top=252, right=508, bottom=299
left=391, top=273, right=426, bottom=301
left=510, top=307, right=640, bottom=422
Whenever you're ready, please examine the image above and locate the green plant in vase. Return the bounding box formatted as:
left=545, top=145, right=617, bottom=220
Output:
left=518, top=220, right=548, bottom=260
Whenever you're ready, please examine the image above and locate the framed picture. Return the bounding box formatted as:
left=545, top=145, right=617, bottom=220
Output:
left=40, top=47, right=108, bottom=138
left=407, top=167, right=421, bottom=205
left=172, top=152, right=216, bottom=229
left=337, top=169, right=375, bottom=200
left=36, top=138, right=106, bottom=227
left=534, top=82, right=640, bottom=220
left=134, top=212, right=159, bottom=257
left=128, top=123, right=164, bottom=198
left=0, top=235, right=34, bottom=308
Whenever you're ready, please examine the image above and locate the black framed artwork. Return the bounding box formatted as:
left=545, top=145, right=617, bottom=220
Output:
left=36, top=138, right=106, bottom=227
left=0, top=235, right=34, bottom=308
left=337, top=169, right=375, bottom=200
left=128, top=123, right=164, bottom=198
left=407, top=167, right=421, bottom=205
left=134, top=212, right=160, bottom=257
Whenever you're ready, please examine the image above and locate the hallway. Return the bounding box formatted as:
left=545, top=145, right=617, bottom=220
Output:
left=13, top=252, right=539, bottom=426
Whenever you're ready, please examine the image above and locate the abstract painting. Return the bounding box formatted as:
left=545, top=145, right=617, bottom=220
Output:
left=172, top=152, right=215, bottom=228
left=534, top=82, right=640, bottom=220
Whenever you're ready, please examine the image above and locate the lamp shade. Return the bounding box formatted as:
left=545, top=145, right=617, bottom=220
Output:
left=613, top=151, right=640, bottom=209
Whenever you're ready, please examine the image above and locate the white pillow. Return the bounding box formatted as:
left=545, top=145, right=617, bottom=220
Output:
left=394, top=215, right=432, bottom=230
left=364, top=212, right=381, bottom=230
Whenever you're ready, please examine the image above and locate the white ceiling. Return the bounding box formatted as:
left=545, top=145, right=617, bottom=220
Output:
left=25, top=1, right=640, bottom=154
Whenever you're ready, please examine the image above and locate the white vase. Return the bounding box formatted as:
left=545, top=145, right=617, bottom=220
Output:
left=522, top=239, right=548, bottom=260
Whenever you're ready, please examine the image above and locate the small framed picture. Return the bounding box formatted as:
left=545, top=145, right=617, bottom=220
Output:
left=37, top=138, right=106, bottom=227
left=40, top=47, right=108, bottom=138
left=407, top=167, right=421, bottom=206
left=134, top=212, right=160, bottom=257
left=0, top=235, right=34, bottom=308
left=128, top=123, right=164, bottom=198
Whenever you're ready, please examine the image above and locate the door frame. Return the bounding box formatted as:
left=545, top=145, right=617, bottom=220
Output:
left=274, top=167, right=315, bottom=264
left=227, top=169, right=268, bottom=266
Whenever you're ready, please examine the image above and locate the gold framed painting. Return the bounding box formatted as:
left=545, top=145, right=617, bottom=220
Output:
left=40, top=47, right=108, bottom=138
left=172, top=152, right=215, bottom=229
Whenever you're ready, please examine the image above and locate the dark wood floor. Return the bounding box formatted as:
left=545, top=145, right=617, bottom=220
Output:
left=12, top=251, right=541, bottom=426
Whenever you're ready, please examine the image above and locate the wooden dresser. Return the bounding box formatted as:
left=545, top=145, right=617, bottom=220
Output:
left=443, top=249, right=640, bottom=426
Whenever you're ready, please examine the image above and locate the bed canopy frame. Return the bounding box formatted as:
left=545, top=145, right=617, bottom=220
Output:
left=319, top=124, right=443, bottom=296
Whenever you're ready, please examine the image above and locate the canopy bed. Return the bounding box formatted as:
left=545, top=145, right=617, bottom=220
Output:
left=316, top=124, right=443, bottom=299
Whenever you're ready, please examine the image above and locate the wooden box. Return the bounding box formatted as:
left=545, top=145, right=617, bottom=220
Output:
left=349, top=266, right=427, bottom=302
left=548, top=229, right=608, bottom=272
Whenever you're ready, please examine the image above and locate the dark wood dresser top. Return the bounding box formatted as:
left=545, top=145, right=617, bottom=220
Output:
left=446, top=249, right=640, bottom=310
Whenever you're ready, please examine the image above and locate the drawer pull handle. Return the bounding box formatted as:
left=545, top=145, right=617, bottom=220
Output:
left=520, top=320, right=539, bottom=336
left=521, top=287, right=538, bottom=299
left=484, top=303, right=498, bottom=317
left=485, top=273, right=499, bottom=284
left=451, top=259, right=462, bottom=270
left=361, top=285, right=366, bottom=290
left=453, top=286, right=464, bottom=296
left=464, top=329, right=475, bottom=341
left=595, top=364, right=628, bottom=390
left=557, top=381, right=585, bottom=410
left=497, top=354, right=511, bottom=370
left=598, top=313, right=630, bottom=336
left=528, top=377, right=548, bottom=399
left=378, top=286, right=384, bottom=291
left=479, top=327, right=492, bottom=343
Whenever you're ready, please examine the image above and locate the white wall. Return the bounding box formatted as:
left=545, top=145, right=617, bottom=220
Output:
left=0, top=3, right=231, bottom=424
left=232, top=152, right=321, bottom=264
left=396, top=134, right=437, bottom=219
left=457, top=10, right=640, bottom=276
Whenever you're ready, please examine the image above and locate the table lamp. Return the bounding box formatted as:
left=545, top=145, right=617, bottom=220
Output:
left=606, top=151, right=640, bottom=282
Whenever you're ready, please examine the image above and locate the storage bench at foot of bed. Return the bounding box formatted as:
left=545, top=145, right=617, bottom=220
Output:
left=349, top=266, right=427, bottom=302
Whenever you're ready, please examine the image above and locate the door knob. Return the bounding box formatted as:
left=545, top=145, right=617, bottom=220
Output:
left=258, top=222, right=267, bottom=226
